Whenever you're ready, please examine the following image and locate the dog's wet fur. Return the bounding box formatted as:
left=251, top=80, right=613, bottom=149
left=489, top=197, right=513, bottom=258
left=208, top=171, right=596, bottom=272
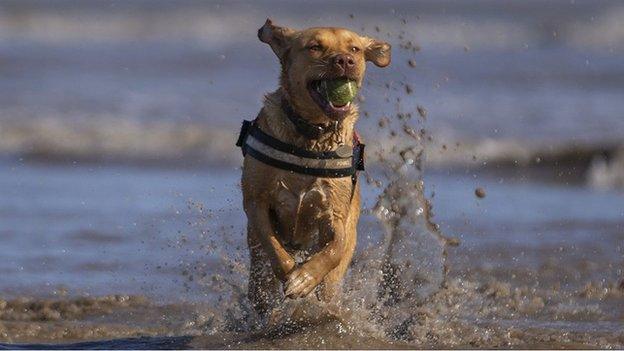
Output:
left=241, top=19, right=391, bottom=318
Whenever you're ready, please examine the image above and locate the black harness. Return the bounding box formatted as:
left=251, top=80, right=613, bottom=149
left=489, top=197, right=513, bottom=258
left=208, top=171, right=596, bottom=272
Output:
left=236, top=107, right=365, bottom=187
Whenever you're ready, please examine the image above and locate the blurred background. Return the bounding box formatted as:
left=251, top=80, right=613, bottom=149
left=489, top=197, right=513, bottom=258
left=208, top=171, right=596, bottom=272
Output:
left=0, top=0, right=623, bottom=347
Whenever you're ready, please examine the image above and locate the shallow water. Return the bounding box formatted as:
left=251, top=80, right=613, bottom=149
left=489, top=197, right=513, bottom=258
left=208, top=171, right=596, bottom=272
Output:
left=0, top=161, right=622, bottom=348
left=3, top=162, right=620, bottom=301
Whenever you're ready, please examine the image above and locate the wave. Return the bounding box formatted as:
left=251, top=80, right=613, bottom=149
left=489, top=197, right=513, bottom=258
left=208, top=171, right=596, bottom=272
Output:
left=1, top=0, right=623, bottom=51
left=2, top=117, right=623, bottom=190
left=0, top=117, right=240, bottom=167
left=587, top=146, right=624, bottom=190
left=424, top=137, right=620, bottom=167
left=423, top=137, right=624, bottom=190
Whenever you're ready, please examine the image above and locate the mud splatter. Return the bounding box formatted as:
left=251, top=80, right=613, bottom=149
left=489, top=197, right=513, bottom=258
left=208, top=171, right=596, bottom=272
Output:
left=475, top=187, right=486, bottom=198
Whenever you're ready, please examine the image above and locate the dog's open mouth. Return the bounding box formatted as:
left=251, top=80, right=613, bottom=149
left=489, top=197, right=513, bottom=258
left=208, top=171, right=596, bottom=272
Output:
left=307, top=78, right=358, bottom=120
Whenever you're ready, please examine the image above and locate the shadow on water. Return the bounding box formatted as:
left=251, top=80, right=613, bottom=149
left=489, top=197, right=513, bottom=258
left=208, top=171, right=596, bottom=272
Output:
left=0, top=336, right=194, bottom=350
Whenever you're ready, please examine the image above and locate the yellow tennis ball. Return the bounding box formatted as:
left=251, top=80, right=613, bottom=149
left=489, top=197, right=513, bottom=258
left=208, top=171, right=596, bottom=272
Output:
left=322, top=79, right=358, bottom=106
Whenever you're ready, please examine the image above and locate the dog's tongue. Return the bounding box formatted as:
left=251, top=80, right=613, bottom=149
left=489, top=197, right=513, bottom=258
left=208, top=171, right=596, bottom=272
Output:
left=321, top=79, right=358, bottom=106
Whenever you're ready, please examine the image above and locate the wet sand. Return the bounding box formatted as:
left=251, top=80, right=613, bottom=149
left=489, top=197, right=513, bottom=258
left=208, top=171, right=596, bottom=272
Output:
left=1, top=240, right=622, bottom=349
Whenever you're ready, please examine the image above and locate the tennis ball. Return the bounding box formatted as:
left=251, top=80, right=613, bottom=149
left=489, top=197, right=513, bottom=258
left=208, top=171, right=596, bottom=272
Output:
left=321, top=79, right=358, bottom=106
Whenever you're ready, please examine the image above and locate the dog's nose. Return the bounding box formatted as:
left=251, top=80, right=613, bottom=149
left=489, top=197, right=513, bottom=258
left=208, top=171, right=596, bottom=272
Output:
left=333, top=54, right=355, bottom=71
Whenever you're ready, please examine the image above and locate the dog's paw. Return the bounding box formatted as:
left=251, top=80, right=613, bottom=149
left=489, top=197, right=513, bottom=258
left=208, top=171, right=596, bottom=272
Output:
left=284, top=266, right=321, bottom=299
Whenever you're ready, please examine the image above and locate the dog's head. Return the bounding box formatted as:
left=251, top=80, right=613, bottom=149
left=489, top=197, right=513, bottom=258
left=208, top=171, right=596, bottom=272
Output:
left=258, top=19, right=391, bottom=122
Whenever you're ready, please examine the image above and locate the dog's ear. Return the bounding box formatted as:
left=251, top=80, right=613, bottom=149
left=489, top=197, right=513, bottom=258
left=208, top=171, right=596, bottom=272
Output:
left=364, top=37, right=391, bottom=68
left=258, top=19, right=296, bottom=61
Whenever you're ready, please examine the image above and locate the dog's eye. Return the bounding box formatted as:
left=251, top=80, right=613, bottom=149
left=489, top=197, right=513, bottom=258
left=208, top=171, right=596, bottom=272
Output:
left=350, top=46, right=361, bottom=53
left=308, top=44, right=323, bottom=52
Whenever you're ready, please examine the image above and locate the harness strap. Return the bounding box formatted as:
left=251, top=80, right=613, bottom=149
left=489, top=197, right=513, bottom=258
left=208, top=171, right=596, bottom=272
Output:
left=236, top=120, right=365, bottom=186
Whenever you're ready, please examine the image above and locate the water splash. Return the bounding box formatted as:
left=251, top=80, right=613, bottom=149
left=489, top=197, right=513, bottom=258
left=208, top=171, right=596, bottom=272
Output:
left=374, top=145, right=449, bottom=306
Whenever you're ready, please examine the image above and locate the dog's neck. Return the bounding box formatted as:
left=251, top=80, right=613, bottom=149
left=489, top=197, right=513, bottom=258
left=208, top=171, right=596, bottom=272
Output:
left=257, top=89, right=358, bottom=152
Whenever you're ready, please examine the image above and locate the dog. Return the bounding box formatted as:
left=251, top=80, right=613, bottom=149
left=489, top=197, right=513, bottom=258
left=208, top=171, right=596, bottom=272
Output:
left=238, top=19, right=391, bottom=318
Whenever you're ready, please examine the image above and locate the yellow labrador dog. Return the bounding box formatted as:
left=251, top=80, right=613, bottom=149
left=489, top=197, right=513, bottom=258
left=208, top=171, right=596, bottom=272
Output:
left=237, top=19, right=390, bottom=318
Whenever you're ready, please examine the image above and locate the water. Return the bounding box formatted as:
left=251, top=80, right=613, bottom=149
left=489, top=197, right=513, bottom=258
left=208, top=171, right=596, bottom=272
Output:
left=1, top=161, right=622, bottom=348
left=1, top=0, right=624, bottom=348
left=1, top=0, right=624, bottom=167
left=0, top=161, right=241, bottom=299
left=4, top=163, right=618, bottom=296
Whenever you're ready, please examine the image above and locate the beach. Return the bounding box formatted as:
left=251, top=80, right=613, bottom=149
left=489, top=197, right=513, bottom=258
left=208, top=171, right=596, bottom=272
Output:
left=1, top=0, right=623, bottom=348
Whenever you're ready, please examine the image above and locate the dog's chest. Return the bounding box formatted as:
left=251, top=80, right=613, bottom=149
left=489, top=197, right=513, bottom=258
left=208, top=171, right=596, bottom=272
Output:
left=272, top=178, right=335, bottom=251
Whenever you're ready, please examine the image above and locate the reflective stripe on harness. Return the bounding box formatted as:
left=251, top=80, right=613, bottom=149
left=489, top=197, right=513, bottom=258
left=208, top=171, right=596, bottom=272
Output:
left=236, top=120, right=365, bottom=179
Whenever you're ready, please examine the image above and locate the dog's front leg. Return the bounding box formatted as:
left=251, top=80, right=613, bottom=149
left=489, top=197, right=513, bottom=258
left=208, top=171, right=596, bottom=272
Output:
left=245, top=201, right=296, bottom=281
left=284, top=215, right=345, bottom=299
